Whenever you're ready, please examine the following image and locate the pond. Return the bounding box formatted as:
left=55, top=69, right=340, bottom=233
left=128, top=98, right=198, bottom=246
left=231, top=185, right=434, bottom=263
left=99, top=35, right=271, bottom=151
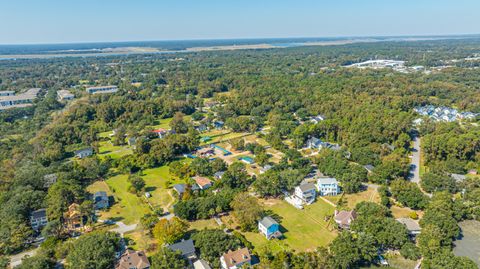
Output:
left=453, top=220, right=480, bottom=267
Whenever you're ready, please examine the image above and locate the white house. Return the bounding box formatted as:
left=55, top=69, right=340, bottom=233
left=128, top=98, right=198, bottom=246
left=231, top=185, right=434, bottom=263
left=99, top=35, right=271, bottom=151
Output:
left=306, top=137, right=322, bottom=149
left=30, top=209, right=48, bottom=231
left=57, top=89, right=74, bottom=101
left=74, top=147, right=93, bottom=159
left=86, top=85, right=118, bottom=94
left=294, top=183, right=316, bottom=204
left=316, top=177, right=340, bottom=196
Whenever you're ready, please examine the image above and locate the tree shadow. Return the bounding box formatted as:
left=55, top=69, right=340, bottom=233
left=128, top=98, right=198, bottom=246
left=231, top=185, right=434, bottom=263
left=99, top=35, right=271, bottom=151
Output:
left=145, top=186, right=157, bottom=192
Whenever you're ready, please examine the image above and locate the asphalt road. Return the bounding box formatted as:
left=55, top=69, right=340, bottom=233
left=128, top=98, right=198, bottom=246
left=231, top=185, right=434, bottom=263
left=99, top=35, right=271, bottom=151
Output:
left=410, top=136, right=421, bottom=184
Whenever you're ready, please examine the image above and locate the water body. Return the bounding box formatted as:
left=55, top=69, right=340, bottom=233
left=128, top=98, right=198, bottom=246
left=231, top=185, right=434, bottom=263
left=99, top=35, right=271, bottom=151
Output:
left=453, top=220, right=480, bottom=267
left=0, top=35, right=479, bottom=60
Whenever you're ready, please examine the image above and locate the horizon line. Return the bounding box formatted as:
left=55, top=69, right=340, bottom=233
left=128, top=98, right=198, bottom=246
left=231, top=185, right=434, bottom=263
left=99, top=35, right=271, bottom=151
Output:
left=1, top=33, right=480, bottom=46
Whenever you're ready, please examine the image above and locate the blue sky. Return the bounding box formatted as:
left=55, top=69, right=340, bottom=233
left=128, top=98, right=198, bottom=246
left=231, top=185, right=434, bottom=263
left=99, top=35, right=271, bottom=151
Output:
left=0, top=0, right=479, bottom=44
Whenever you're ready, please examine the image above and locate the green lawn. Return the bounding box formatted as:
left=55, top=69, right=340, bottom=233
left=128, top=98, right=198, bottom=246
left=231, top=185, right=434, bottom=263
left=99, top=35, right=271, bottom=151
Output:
left=260, top=199, right=337, bottom=252
left=98, top=141, right=133, bottom=159
left=142, top=166, right=184, bottom=211
left=102, top=174, right=151, bottom=224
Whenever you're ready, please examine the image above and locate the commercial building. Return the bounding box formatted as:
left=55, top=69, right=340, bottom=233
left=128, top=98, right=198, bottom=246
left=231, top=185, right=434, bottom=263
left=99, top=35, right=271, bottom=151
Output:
left=57, top=89, right=75, bottom=101
left=0, top=88, right=40, bottom=110
left=86, top=85, right=118, bottom=94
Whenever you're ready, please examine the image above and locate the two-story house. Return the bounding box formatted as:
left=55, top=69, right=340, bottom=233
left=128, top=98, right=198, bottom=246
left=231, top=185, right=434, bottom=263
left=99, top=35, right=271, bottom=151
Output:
left=30, top=208, right=48, bottom=231
left=258, top=216, right=282, bottom=240
left=294, top=183, right=316, bottom=204
left=220, top=248, right=251, bottom=269
left=316, top=177, right=340, bottom=196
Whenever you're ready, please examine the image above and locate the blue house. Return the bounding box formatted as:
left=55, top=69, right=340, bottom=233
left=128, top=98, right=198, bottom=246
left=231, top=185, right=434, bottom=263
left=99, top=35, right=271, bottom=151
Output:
left=258, top=216, right=282, bottom=240
left=213, top=120, right=224, bottom=129
left=316, top=177, right=340, bottom=196
left=93, top=191, right=109, bottom=210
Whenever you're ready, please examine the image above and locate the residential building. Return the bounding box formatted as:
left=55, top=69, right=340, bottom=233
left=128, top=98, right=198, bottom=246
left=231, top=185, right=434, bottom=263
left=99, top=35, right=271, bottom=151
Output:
left=0, top=88, right=40, bottom=110
left=197, top=147, right=215, bottom=157
left=30, top=209, right=48, bottom=231
left=363, top=165, right=375, bottom=174
left=334, top=210, right=357, bottom=229
left=306, top=137, right=322, bottom=149
left=57, top=89, right=74, bottom=101
left=93, top=191, right=109, bottom=210
left=214, top=171, right=225, bottom=180
left=86, top=85, right=118, bottom=94
left=127, top=137, right=137, bottom=148
left=260, top=165, right=273, bottom=174
left=316, top=177, right=340, bottom=196
left=173, top=184, right=186, bottom=198
left=167, top=239, right=196, bottom=260
left=294, top=183, right=316, bottom=204
left=396, top=218, right=421, bottom=236
left=310, top=114, right=325, bottom=124
left=152, top=128, right=169, bottom=138
left=258, top=216, right=282, bottom=240
left=116, top=249, right=150, bottom=269
left=239, top=156, right=254, bottom=165
left=0, top=90, right=15, bottom=96
left=43, top=173, right=57, bottom=188
left=213, top=120, right=224, bottom=129
left=74, top=147, right=93, bottom=159
left=64, top=203, right=83, bottom=231
left=194, top=176, right=213, bottom=190
left=194, top=260, right=212, bottom=269
left=451, top=173, right=467, bottom=183
left=195, top=124, right=208, bottom=132
left=220, top=248, right=252, bottom=269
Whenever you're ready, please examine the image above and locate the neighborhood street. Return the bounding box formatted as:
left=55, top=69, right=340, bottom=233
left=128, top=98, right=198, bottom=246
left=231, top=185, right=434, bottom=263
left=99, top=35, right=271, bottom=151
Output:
left=410, top=136, right=421, bottom=184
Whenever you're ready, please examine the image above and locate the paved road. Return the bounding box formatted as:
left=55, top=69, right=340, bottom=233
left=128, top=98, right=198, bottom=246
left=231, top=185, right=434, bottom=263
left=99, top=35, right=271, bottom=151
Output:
left=410, top=136, right=421, bottom=184
left=10, top=248, right=38, bottom=267
left=110, top=222, right=137, bottom=236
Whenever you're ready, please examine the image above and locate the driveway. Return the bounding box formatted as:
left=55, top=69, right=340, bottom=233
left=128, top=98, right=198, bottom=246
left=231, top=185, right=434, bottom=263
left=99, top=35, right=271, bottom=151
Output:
left=110, top=222, right=137, bottom=236
left=10, top=248, right=38, bottom=267
left=409, top=136, right=421, bottom=184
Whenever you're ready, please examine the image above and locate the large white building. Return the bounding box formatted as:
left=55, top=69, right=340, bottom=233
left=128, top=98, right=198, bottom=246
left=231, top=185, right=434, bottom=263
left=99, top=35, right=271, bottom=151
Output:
left=86, top=85, right=118, bottom=94
left=316, top=177, right=340, bottom=196
left=57, top=89, right=75, bottom=101
left=0, top=88, right=40, bottom=110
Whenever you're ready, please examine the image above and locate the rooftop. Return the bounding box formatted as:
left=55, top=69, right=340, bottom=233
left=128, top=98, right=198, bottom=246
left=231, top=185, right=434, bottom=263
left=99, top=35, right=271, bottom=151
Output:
left=298, top=182, right=316, bottom=192
left=167, top=239, right=195, bottom=257
left=259, top=216, right=278, bottom=228
left=396, top=218, right=421, bottom=232
left=116, top=249, right=150, bottom=269
left=317, top=177, right=338, bottom=185
left=222, top=248, right=251, bottom=268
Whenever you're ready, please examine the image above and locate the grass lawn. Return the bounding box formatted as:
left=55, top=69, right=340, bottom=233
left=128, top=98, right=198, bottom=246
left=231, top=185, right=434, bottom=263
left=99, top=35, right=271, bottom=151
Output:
left=260, top=199, right=337, bottom=252
left=98, top=141, right=133, bottom=159
left=324, top=186, right=380, bottom=210
left=188, top=219, right=220, bottom=231
left=142, top=166, right=184, bottom=211
left=101, top=174, right=151, bottom=224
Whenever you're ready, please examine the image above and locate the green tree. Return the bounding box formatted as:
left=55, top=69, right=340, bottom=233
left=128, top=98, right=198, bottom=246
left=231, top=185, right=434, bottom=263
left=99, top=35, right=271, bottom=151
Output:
left=150, top=247, right=188, bottom=269
left=66, top=232, right=121, bottom=269
left=231, top=192, right=263, bottom=231
left=152, top=217, right=189, bottom=246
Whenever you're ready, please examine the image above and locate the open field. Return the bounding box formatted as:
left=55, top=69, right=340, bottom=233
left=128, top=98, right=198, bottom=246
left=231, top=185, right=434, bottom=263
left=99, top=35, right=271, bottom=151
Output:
left=98, top=141, right=133, bottom=159
left=323, top=186, right=380, bottom=209
left=259, top=198, right=337, bottom=252
left=142, top=166, right=184, bottom=211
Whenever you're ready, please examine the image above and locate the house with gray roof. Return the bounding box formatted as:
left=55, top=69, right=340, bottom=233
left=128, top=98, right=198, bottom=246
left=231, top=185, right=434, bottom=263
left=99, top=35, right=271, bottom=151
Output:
left=167, top=239, right=196, bottom=260
left=30, top=208, right=48, bottom=231
left=294, top=183, right=316, bottom=204
left=74, top=147, right=93, bottom=159
left=93, top=191, right=109, bottom=210
left=396, top=218, right=421, bottom=236
left=316, top=177, right=340, bottom=196
left=258, top=216, right=282, bottom=240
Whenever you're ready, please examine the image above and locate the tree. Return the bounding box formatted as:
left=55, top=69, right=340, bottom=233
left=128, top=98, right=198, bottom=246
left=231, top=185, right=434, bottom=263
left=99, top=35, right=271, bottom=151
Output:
left=112, top=126, right=126, bottom=146
left=169, top=112, right=189, bottom=134
left=15, top=254, right=55, bottom=269
left=231, top=138, right=245, bottom=151
left=128, top=174, right=145, bottom=194
left=221, top=162, right=251, bottom=190
left=329, top=232, right=377, bottom=269
left=192, top=229, right=243, bottom=268
left=150, top=247, right=188, bottom=269
left=210, top=158, right=227, bottom=173
left=390, top=179, right=429, bottom=210
left=421, top=172, right=457, bottom=193
left=190, top=157, right=212, bottom=176
left=66, top=232, right=121, bottom=269
left=400, top=242, right=421, bottom=260
left=140, top=213, right=159, bottom=233
left=231, top=193, right=263, bottom=231
left=152, top=217, right=189, bottom=246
